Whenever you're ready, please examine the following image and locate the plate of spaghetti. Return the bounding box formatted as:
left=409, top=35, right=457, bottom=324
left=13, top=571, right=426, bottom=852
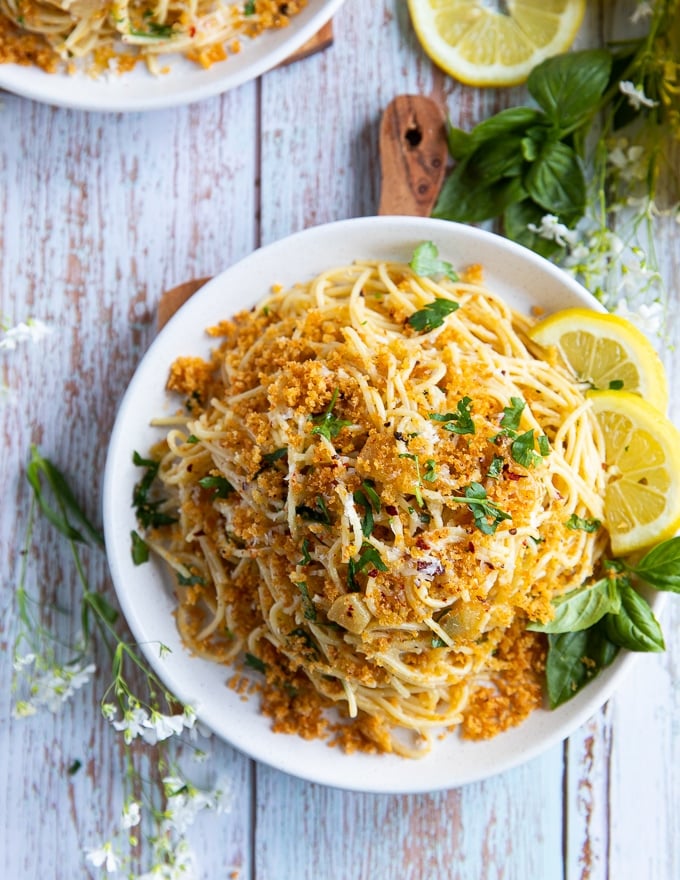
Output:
left=103, top=216, right=662, bottom=792
left=0, top=0, right=344, bottom=111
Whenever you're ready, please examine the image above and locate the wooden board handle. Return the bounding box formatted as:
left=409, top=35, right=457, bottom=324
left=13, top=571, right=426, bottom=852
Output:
left=377, top=94, right=448, bottom=217
left=159, top=94, right=448, bottom=326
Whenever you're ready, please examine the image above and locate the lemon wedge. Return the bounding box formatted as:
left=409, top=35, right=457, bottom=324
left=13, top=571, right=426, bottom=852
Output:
left=407, top=0, right=586, bottom=87
left=588, top=390, right=680, bottom=556
left=529, top=308, right=669, bottom=414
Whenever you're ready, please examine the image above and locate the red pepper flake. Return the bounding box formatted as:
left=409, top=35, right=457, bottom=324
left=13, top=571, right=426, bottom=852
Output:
left=385, top=505, right=398, bottom=516
left=468, top=541, right=475, bottom=553
left=416, top=537, right=430, bottom=550
left=506, top=471, right=525, bottom=481
left=368, top=569, right=379, bottom=578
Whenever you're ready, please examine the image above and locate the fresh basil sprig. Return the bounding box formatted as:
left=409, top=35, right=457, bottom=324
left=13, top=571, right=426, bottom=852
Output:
left=433, top=49, right=613, bottom=257
left=539, top=534, right=680, bottom=707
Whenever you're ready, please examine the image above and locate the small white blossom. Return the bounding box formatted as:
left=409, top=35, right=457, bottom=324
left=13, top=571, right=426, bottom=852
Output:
left=631, top=1, right=653, bottom=22
left=85, top=841, right=120, bottom=873
left=112, top=705, right=150, bottom=744
left=13, top=652, right=37, bottom=671
left=138, top=839, right=196, bottom=880
left=619, top=80, right=659, bottom=110
left=613, top=298, right=664, bottom=336
left=527, top=213, right=579, bottom=248
left=101, top=702, right=116, bottom=720
left=0, top=318, right=52, bottom=351
left=14, top=660, right=96, bottom=715
left=121, top=801, right=141, bottom=829
left=146, top=711, right=186, bottom=742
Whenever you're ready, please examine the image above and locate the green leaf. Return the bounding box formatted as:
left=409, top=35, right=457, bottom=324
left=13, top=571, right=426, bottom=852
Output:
left=423, top=459, right=437, bottom=482
left=511, top=429, right=543, bottom=468
left=434, top=165, right=526, bottom=224
left=446, top=124, right=474, bottom=159
left=132, top=451, right=178, bottom=529
left=565, top=513, right=602, bottom=533
left=524, top=140, right=586, bottom=215
left=503, top=199, right=569, bottom=259
left=244, top=652, right=267, bottom=673
left=527, top=49, right=613, bottom=131
left=294, top=581, right=317, bottom=621
left=429, top=396, right=475, bottom=435
left=409, top=241, right=459, bottom=281
left=466, top=107, right=547, bottom=143
left=85, top=591, right=119, bottom=625
left=296, top=496, right=331, bottom=525
left=486, top=454, right=504, bottom=480
left=451, top=482, right=512, bottom=535
left=261, top=447, right=288, bottom=466
left=408, top=297, right=459, bottom=332
left=198, top=475, right=235, bottom=498
left=347, top=541, right=388, bottom=591
left=130, top=530, right=150, bottom=565
left=545, top=624, right=619, bottom=708
left=604, top=582, right=664, bottom=652
left=528, top=577, right=621, bottom=634
left=628, top=537, right=680, bottom=592
left=297, top=538, right=312, bottom=566
left=26, top=446, right=104, bottom=546
left=500, top=397, right=525, bottom=434
left=310, top=389, right=352, bottom=441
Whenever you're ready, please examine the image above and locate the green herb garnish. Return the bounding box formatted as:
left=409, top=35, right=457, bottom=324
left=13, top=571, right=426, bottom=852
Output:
left=451, top=482, right=512, bottom=535
left=565, top=514, right=602, bottom=533
left=429, top=396, right=475, bottom=435
left=409, top=241, right=459, bottom=281
left=408, top=298, right=459, bottom=333
left=310, top=389, right=352, bottom=442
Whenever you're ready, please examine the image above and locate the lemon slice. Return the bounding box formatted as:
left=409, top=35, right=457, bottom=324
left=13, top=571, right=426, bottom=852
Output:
left=407, top=0, right=586, bottom=86
left=529, top=308, right=669, bottom=414
left=588, top=390, right=680, bottom=556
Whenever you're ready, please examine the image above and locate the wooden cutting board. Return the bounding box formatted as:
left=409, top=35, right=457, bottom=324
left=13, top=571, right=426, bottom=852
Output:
left=157, top=94, right=448, bottom=328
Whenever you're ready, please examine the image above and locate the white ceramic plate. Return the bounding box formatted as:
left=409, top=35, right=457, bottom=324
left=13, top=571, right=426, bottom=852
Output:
left=103, top=216, right=649, bottom=793
left=0, top=0, right=345, bottom=112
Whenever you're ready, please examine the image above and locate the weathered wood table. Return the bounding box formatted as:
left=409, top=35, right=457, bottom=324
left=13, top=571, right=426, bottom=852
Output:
left=1, top=2, right=678, bottom=877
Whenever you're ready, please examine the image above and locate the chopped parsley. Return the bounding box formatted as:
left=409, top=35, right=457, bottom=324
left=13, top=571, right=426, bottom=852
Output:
left=244, top=652, right=267, bottom=674
left=408, top=298, right=459, bottom=333
left=130, top=529, right=149, bottom=565
left=309, top=389, right=352, bottom=442
left=353, top=479, right=381, bottom=537
left=510, top=429, right=550, bottom=468
left=608, top=379, right=624, bottom=390
left=297, top=538, right=312, bottom=566
left=399, top=452, right=425, bottom=506
left=409, top=241, right=459, bottom=281
left=423, top=459, right=437, bottom=482
left=294, top=581, right=317, bottom=621
left=451, top=482, right=512, bottom=535
left=486, top=454, right=504, bottom=479
left=565, top=514, right=602, bottom=533
left=132, top=451, right=178, bottom=529
left=429, top=396, right=475, bottom=435
left=198, top=475, right=235, bottom=498
left=296, top=496, right=331, bottom=525
left=347, top=542, right=388, bottom=591
left=499, top=397, right=525, bottom=434
left=244, top=0, right=255, bottom=13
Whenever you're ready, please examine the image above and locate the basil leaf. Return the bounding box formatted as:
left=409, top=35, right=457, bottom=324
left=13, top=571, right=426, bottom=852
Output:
left=546, top=624, right=619, bottom=708
left=294, top=581, right=317, bottom=622
left=527, top=49, right=612, bottom=131
left=465, top=107, right=547, bottom=144
left=528, top=577, right=620, bottom=634
left=446, top=124, right=474, bottom=160
left=525, top=140, right=586, bottom=216
left=628, top=536, right=680, bottom=592
left=433, top=163, right=526, bottom=224
left=199, top=475, right=235, bottom=498
left=503, top=199, right=569, bottom=259
left=604, top=582, right=665, bottom=652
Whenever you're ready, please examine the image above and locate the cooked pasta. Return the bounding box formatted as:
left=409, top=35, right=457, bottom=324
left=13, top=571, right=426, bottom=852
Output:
left=0, top=0, right=304, bottom=74
left=137, top=254, right=609, bottom=757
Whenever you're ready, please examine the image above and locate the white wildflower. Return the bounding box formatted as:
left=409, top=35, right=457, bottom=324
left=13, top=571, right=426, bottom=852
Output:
left=138, top=839, right=196, bottom=880
left=631, top=1, right=653, bottom=22
left=619, top=80, right=659, bottom=110
left=13, top=652, right=37, bottom=671
left=527, top=213, right=579, bottom=248
left=14, top=660, right=96, bottom=715
left=101, top=702, right=117, bottom=720
left=613, top=298, right=664, bottom=336
left=112, top=705, right=150, bottom=744
left=121, top=801, right=141, bottom=829
left=0, top=318, right=52, bottom=351
left=85, top=841, right=120, bottom=873
left=146, top=711, right=186, bottom=742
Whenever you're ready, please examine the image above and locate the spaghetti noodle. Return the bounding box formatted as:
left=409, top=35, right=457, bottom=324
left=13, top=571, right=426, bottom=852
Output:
left=0, top=0, right=305, bottom=75
left=138, top=254, right=609, bottom=757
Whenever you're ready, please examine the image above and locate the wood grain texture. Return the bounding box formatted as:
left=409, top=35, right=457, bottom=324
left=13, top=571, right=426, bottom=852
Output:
left=0, top=1, right=678, bottom=878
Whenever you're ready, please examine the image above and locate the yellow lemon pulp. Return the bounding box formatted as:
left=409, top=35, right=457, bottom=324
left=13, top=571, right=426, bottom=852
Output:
left=529, top=307, right=669, bottom=414
left=407, top=0, right=586, bottom=86
left=587, top=390, right=680, bottom=556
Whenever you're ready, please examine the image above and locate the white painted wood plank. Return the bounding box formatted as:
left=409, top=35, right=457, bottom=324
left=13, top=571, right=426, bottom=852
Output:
left=0, top=87, right=259, bottom=878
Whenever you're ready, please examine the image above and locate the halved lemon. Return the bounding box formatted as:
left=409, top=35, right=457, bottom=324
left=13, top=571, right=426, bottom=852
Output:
left=588, top=390, right=680, bottom=556
left=529, top=308, right=669, bottom=414
left=407, top=0, right=586, bottom=87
